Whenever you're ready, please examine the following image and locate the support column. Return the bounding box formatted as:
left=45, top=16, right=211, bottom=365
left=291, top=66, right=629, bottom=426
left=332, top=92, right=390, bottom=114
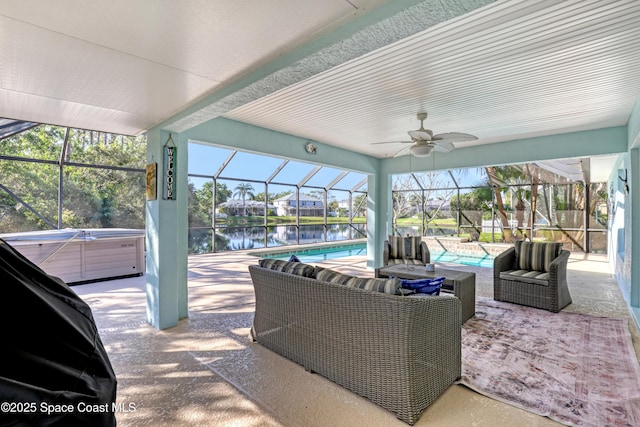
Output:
left=630, top=147, right=640, bottom=309
left=145, top=128, right=189, bottom=330
left=367, top=172, right=392, bottom=269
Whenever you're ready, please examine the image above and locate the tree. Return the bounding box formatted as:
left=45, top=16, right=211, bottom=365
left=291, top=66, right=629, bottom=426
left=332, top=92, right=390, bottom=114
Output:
left=485, top=165, right=528, bottom=242
left=353, top=193, right=367, bottom=217
left=233, top=183, right=255, bottom=216
left=450, top=187, right=493, bottom=238
left=187, top=181, right=232, bottom=227
left=392, top=172, right=456, bottom=235
left=0, top=125, right=146, bottom=233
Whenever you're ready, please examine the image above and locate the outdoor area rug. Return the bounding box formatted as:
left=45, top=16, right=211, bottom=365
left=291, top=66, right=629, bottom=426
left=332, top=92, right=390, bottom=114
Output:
left=458, top=296, right=640, bottom=427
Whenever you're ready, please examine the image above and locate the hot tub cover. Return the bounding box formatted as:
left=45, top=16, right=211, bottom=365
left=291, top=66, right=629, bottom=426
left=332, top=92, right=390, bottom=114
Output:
left=0, top=238, right=117, bottom=426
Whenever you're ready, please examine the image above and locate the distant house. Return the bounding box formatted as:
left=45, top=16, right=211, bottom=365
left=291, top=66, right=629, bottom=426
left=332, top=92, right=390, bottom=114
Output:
left=273, top=193, right=323, bottom=216
left=425, top=199, right=450, bottom=212
left=219, top=199, right=274, bottom=216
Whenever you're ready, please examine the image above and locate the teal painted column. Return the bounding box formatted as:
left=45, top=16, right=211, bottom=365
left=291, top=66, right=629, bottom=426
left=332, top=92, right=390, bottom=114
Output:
left=630, top=148, right=640, bottom=309
left=366, top=171, right=392, bottom=269
left=145, top=128, right=189, bottom=330
left=366, top=174, right=378, bottom=269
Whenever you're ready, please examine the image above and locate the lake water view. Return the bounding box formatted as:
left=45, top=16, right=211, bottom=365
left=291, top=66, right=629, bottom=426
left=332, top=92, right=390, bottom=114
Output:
left=188, top=224, right=366, bottom=254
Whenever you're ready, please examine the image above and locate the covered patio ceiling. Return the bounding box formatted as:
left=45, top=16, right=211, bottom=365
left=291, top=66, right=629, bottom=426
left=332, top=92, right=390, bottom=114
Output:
left=1, top=1, right=638, bottom=181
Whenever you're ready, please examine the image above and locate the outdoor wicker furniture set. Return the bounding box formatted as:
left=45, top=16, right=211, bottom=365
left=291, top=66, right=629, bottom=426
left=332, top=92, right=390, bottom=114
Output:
left=249, top=259, right=461, bottom=425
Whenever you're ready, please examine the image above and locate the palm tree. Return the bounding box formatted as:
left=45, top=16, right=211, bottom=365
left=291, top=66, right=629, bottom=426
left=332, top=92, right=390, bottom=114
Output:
left=233, top=183, right=255, bottom=216
left=486, top=166, right=530, bottom=243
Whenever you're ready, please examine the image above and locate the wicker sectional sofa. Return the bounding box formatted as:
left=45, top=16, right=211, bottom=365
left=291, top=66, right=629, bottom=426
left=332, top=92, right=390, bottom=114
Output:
left=248, top=259, right=462, bottom=425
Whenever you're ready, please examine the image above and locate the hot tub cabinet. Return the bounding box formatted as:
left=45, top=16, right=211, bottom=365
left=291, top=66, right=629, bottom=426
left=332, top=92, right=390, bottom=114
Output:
left=0, top=229, right=145, bottom=284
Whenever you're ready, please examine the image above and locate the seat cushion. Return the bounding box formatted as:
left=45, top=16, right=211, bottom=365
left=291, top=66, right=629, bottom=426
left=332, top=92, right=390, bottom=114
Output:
left=515, top=241, right=562, bottom=272
left=386, top=258, right=425, bottom=266
left=388, top=235, right=422, bottom=261
left=500, top=269, right=550, bottom=286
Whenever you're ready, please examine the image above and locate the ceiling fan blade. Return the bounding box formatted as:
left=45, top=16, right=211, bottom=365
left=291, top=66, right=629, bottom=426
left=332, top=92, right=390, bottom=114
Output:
left=371, top=140, right=413, bottom=145
left=431, top=132, right=478, bottom=143
left=431, top=141, right=455, bottom=153
left=407, top=129, right=433, bottom=141
left=393, top=145, right=411, bottom=157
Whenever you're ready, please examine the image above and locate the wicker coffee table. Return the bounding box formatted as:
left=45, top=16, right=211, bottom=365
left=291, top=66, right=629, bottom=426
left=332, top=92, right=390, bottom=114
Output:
left=376, top=264, right=476, bottom=323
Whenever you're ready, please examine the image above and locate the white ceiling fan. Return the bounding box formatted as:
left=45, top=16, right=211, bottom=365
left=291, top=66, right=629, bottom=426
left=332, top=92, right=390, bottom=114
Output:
left=374, top=112, right=478, bottom=157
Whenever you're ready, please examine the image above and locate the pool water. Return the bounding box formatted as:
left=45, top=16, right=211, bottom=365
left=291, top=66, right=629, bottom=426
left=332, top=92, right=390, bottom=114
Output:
left=431, top=251, right=494, bottom=268
left=263, top=243, right=367, bottom=263
left=261, top=243, right=493, bottom=268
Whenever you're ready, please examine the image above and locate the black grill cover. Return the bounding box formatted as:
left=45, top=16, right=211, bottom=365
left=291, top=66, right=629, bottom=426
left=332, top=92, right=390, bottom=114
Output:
left=0, top=238, right=117, bottom=426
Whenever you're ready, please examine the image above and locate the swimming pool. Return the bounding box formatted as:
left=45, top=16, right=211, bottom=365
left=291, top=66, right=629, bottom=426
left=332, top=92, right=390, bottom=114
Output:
left=260, top=243, right=367, bottom=263
left=430, top=251, right=494, bottom=268
left=259, top=242, right=494, bottom=268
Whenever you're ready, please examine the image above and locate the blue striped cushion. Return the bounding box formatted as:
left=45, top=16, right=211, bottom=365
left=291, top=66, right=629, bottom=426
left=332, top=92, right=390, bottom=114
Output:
left=400, top=277, right=445, bottom=295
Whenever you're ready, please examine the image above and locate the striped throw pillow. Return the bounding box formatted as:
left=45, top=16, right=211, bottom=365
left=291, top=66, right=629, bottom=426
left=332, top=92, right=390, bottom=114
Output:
left=314, top=267, right=354, bottom=285
left=516, top=241, right=562, bottom=272
left=388, top=236, right=422, bottom=260
left=258, top=258, right=314, bottom=278
left=345, top=277, right=402, bottom=295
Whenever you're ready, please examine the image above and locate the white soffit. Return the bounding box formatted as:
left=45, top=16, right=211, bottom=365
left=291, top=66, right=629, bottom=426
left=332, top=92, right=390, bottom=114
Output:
left=224, top=0, right=640, bottom=159
left=0, top=0, right=638, bottom=177
left=0, top=0, right=384, bottom=135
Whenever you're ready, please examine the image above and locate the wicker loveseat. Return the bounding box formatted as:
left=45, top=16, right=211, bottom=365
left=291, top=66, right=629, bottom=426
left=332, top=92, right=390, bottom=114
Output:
left=493, top=240, right=572, bottom=312
left=249, top=259, right=461, bottom=425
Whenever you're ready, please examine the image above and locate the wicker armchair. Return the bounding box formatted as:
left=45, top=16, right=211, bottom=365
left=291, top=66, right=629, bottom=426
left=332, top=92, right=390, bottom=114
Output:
left=383, top=235, right=430, bottom=267
left=493, top=241, right=572, bottom=312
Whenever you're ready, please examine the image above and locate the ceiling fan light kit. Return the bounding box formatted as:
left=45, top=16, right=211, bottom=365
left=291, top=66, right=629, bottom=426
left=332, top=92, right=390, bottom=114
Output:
left=410, top=144, right=433, bottom=157
left=373, top=111, right=478, bottom=158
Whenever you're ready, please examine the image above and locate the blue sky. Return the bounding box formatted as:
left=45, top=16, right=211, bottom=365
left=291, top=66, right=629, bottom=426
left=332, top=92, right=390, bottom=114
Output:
left=187, top=142, right=485, bottom=197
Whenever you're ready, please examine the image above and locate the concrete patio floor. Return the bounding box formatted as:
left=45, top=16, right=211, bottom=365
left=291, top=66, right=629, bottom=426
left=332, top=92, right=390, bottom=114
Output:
left=73, top=250, right=640, bottom=427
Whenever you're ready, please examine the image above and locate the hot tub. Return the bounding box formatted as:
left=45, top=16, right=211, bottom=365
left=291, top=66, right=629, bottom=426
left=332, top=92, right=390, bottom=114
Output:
left=0, top=228, right=145, bottom=284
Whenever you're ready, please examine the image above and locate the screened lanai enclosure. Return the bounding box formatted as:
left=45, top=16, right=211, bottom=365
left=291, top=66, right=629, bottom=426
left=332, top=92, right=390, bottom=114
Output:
left=0, top=119, right=147, bottom=232
left=187, top=142, right=608, bottom=254
left=392, top=160, right=608, bottom=254
left=187, top=142, right=369, bottom=253
left=1, top=120, right=609, bottom=256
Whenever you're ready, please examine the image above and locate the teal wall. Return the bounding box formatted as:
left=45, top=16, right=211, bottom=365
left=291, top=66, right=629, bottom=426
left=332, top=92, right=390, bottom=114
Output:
left=608, top=154, right=629, bottom=294
left=183, top=117, right=379, bottom=175
left=607, top=97, right=640, bottom=329
left=625, top=98, right=640, bottom=326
